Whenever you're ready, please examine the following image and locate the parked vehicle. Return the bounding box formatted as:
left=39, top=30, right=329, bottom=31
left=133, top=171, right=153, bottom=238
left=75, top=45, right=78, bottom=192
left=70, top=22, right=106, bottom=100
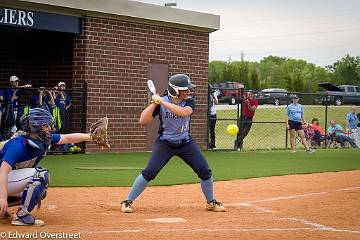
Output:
left=255, top=88, right=289, bottom=105
left=315, top=83, right=360, bottom=106
left=211, top=82, right=244, bottom=105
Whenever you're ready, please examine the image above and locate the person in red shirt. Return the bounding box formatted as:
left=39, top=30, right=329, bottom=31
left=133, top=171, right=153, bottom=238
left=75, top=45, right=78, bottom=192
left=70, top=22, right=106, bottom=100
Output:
left=235, top=92, right=258, bottom=150
left=310, top=118, right=327, bottom=147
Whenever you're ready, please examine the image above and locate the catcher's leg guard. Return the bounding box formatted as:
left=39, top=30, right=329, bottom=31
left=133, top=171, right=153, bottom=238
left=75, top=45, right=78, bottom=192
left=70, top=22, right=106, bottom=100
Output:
left=11, top=167, right=49, bottom=226
left=21, top=167, right=50, bottom=213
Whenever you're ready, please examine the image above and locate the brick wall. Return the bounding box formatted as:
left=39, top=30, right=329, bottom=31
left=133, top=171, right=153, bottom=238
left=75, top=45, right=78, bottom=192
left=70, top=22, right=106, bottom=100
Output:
left=74, top=17, right=209, bottom=152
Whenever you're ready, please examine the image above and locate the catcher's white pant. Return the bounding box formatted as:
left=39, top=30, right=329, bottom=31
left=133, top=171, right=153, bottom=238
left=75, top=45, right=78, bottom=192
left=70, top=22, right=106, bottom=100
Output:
left=7, top=168, right=36, bottom=197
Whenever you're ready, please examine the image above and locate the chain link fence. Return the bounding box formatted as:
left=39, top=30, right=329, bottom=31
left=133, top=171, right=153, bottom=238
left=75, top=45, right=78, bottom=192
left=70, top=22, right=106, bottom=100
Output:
left=208, top=85, right=359, bottom=151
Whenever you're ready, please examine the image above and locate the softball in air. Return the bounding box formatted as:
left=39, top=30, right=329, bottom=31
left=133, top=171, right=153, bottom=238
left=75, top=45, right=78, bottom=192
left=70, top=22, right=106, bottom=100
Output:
left=226, top=124, right=239, bottom=136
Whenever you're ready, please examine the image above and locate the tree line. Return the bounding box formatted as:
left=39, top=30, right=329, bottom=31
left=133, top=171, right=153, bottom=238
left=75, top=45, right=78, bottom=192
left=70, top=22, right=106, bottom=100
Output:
left=208, top=54, right=360, bottom=92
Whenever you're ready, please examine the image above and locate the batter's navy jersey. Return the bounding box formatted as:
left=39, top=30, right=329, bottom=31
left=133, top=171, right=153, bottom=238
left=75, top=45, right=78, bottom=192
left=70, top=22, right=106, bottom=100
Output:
left=152, top=95, right=195, bottom=142
left=0, top=134, right=61, bottom=170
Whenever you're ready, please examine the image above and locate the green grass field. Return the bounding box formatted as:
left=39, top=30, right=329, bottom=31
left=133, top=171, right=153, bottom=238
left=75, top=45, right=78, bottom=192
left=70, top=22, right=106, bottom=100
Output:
left=42, top=149, right=360, bottom=187
left=214, top=105, right=352, bottom=150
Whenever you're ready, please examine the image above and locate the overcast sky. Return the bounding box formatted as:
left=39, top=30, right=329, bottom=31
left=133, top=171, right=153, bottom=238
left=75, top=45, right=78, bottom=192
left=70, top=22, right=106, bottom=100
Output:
left=136, top=0, right=360, bottom=67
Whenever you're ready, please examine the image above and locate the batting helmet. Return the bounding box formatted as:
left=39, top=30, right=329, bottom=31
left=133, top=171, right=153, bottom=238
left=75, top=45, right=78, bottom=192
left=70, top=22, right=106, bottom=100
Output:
left=168, top=74, right=196, bottom=98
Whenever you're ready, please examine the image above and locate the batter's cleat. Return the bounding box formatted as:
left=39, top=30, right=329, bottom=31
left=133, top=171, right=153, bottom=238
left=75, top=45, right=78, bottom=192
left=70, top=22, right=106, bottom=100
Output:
left=121, top=200, right=133, bottom=213
left=206, top=199, right=226, bottom=212
left=11, top=214, right=44, bottom=226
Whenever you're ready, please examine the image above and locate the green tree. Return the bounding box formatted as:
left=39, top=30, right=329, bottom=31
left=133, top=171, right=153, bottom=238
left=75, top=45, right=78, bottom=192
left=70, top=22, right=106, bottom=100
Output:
left=248, top=66, right=260, bottom=90
left=208, top=54, right=359, bottom=92
left=282, top=59, right=308, bottom=92
left=208, top=60, right=227, bottom=83
left=308, top=66, right=331, bottom=92
left=326, top=54, right=360, bottom=86
left=268, top=65, right=286, bottom=88
left=222, top=59, right=235, bottom=82
left=258, top=56, right=287, bottom=88
left=231, top=60, right=249, bottom=86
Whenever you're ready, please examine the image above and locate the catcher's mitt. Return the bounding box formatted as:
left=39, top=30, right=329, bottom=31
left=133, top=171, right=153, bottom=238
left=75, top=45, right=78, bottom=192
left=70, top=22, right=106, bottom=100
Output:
left=90, top=117, right=110, bottom=149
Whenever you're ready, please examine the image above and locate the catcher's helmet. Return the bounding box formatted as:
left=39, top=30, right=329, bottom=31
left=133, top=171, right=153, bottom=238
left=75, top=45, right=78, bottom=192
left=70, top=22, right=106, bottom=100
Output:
left=20, top=115, right=30, bottom=132
left=29, top=108, right=54, bottom=129
left=168, top=74, right=195, bottom=98
left=23, top=108, right=55, bottom=144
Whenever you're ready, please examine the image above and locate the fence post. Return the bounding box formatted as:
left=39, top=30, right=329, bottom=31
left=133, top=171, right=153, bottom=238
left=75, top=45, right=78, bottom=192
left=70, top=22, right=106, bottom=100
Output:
left=207, top=84, right=210, bottom=150
left=82, top=80, right=88, bottom=153
left=285, top=92, right=289, bottom=149
left=324, top=104, right=328, bottom=146
left=238, top=88, right=245, bottom=151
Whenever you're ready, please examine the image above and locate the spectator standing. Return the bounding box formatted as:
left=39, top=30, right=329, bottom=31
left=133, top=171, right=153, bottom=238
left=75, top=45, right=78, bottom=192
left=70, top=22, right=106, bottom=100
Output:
left=209, top=88, right=219, bottom=149
left=328, top=120, right=358, bottom=148
left=285, top=94, right=314, bottom=153
left=346, top=107, right=359, bottom=146
left=55, top=82, right=71, bottom=133
left=30, top=87, right=55, bottom=112
left=235, top=91, right=258, bottom=150
left=4, top=76, right=31, bottom=136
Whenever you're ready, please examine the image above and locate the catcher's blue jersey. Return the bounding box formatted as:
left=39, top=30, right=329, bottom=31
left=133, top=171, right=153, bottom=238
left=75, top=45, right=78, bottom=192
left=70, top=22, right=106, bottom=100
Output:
left=0, top=134, right=60, bottom=170
left=152, top=95, right=195, bottom=142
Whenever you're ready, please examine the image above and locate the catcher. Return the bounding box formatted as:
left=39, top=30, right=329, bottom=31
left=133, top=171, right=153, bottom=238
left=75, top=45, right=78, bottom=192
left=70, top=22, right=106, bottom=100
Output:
left=0, top=108, right=109, bottom=226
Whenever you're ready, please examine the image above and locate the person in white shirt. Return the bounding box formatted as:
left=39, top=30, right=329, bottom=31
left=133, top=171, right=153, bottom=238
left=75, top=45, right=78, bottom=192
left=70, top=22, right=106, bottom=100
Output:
left=209, top=88, right=219, bottom=149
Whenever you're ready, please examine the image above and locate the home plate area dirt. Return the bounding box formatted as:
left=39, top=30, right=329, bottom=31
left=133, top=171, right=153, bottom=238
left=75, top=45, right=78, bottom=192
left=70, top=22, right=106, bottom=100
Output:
left=1, top=170, right=359, bottom=240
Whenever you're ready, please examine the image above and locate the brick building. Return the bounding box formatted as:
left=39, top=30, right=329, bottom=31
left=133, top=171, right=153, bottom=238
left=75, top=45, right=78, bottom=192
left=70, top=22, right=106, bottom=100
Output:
left=0, top=0, right=220, bottom=152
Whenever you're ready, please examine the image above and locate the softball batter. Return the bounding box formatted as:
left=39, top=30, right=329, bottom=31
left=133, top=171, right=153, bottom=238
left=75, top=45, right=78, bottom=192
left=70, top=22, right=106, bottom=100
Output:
left=121, top=74, right=226, bottom=213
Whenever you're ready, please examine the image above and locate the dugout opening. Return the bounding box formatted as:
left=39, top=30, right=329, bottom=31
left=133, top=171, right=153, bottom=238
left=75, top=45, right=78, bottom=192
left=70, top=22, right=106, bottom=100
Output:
left=0, top=25, right=87, bottom=151
left=0, top=25, right=74, bottom=88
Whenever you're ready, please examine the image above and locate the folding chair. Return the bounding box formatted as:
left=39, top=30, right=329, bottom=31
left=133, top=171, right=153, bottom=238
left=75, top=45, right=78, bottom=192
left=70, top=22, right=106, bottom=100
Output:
left=295, top=124, right=313, bottom=147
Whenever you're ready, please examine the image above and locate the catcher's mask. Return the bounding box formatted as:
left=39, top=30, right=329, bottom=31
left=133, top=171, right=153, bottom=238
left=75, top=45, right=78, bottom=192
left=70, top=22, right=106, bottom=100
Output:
left=27, top=108, right=55, bottom=144
left=167, top=74, right=196, bottom=98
